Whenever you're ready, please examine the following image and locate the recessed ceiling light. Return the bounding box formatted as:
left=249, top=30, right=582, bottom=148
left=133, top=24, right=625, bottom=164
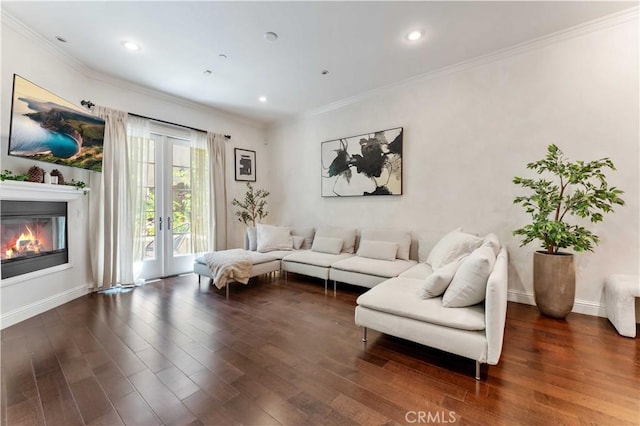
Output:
left=203, top=69, right=212, bottom=76
left=218, top=54, right=228, bottom=59
left=321, top=70, right=329, bottom=75
left=406, top=30, right=423, bottom=41
left=55, top=36, right=67, bottom=43
left=264, top=32, right=278, bottom=42
left=121, top=40, right=141, bottom=51
left=258, top=96, right=267, bottom=103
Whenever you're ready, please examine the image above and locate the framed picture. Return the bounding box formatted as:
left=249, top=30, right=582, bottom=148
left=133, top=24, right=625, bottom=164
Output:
left=234, top=148, right=256, bottom=182
left=321, top=127, right=403, bottom=197
left=8, top=74, right=105, bottom=172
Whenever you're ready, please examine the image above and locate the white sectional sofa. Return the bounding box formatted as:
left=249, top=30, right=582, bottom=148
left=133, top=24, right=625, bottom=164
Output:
left=281, top=226, right=357, bottom=291
left=282, top=226, right=418, bottom=292
left=194, top=250, right=281, bottom=298
left=356, top=247, right=508, bottom=379
left=329, top=228, right=417, bottom=289
left=194, top=225, right=509, bottom=379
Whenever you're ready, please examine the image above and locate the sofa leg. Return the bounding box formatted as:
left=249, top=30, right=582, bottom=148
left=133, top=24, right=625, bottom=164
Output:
left=475, top=361, right=481, bottom=380
left=198, top=274, right=201, bottom=284
left=333, top=280, right=337, bottom=295
left=324, top=279, right=328, bottom=293
left=226, top=284, right=230, bottom=300
left=362, top=327, right=368, bottom=343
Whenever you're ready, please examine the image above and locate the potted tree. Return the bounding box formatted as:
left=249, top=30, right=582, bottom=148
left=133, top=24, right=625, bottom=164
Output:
left=232, top=182, right=269, bottom=226
left=513, top=144, right=625, bottom=318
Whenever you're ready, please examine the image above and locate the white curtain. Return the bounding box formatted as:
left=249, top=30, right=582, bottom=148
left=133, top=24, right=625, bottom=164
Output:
left=89, top=107, right=134, bottom=288
left=190, top=130, right=212, bottom=253
left=127, top=116, right=152, bottom=281
left=191, top=131, right=227, bottom=252
left=209, top=132, right=227, bottom=250
left=89, top=107, right=227, bottom=287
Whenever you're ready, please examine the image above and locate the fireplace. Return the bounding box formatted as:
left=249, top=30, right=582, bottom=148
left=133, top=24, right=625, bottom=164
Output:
left=1, top=200, right=68, bottom=279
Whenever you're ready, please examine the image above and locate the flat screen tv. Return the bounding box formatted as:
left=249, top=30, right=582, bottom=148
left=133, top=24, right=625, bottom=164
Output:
left=8, top=74, right=104, bottom=172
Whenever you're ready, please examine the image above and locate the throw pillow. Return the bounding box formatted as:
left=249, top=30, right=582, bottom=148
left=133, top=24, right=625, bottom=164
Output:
left=418, top=229, right=458, bottom=263
left=246, top=227, right=257, bottom=251
left=426, top=229, right=483, bottom=269
left=315, top=226, right=357, bottom=253
left=483, top=233, right=501, bottom=257
left=311, top=237, right=343, bottom=255
left=291, top=227, right=315, bottom=250
left=360, top=229, right=411, bottom=260
left=292, top=235, right=305, bottom=250
left=256, top=224, right=293, bottom=252
left=442, top=246, right=496, bottom=307
left=357, top=240, right=399, bottom=261
left=419, top=258, right=464, bottom=299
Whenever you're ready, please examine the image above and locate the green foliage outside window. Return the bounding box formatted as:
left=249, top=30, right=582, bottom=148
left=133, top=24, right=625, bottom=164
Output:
left=172, top=167, right=191, bottom=232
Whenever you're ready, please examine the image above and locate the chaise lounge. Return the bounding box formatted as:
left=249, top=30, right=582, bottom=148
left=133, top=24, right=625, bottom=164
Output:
left=355, top=244, right=508, bottom=379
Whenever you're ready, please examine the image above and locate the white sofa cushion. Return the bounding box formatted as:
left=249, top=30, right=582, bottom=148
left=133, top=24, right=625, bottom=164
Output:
left=331, top=256, right=417, bottom=278
left=418, top=230, right=450, bottom=263
left=195, top=250, right=277, bottom=266
left=246, top=227, right=257, bottom=251
left=442, top=246, right=496, bottom=307
left=356, top=277, right=486, bottom=331
left=292, top=235, right=305, bottom=250
left=256, top=224, right=293, bottom=252
left=265, top=250, right=297, bottom=260
left=291, top=227, right=315, bottom=250
left=426, top=229, right=483, bottom=269
left=311, top=236, right=343, bottom=255
left=357, top=240, right=398, bottom=261
left=360, top=228, right=412, bottom=260
left=282, top=250, right=353, bottom=268
left=420, top=258, right=464, bottom=299
left=483, top=233, right=501, bottom=257
left=315, top=226, right=357, bottom=254
left=399, top=263, right=433, bottom=280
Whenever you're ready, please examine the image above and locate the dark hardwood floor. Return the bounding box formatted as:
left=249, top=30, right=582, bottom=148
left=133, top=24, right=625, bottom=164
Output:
left=2, top=273, right=639, bottom=425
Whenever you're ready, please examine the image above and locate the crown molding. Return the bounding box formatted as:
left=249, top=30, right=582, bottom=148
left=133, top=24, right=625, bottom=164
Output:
left=83, top=72, right=265, bottom=131
left=1, top=10, right=265, bottom=132
left=2, top=10, right=89, bottom=75
left=299, top=6, right=639, bottom=121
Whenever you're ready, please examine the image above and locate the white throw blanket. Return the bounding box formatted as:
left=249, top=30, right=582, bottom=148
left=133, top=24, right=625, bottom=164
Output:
left=203, top=249, right=252, bottom=289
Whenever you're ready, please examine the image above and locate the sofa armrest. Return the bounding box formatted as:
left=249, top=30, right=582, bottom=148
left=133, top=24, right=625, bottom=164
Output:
left=485, top=248, right=508, bottom=365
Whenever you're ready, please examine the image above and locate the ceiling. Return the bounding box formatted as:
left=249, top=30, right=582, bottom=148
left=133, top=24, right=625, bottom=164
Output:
left=2, top=1, right=636, bottom=124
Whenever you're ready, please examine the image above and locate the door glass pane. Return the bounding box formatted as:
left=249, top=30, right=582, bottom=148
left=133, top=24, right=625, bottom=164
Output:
left=143, top=139, right=156, bottom=260
left=172, top=143, right=192, bottom=255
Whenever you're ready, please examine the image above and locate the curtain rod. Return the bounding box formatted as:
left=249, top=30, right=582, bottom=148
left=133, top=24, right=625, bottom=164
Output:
left=81, top=100, right=231, bottom=140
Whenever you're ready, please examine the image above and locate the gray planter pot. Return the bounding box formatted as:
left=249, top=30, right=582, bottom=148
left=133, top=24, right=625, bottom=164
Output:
left=533, top=251, right=576, bottom=319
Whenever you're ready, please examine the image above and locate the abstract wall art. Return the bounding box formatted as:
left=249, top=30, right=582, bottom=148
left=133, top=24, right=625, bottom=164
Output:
left=234, top=148, right=256, bottom=182
left=321, top=127, right=403, bottom=197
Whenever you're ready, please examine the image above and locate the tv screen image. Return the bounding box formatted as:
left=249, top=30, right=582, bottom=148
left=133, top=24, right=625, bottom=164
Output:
left=8, top=75, right=104, bottom=172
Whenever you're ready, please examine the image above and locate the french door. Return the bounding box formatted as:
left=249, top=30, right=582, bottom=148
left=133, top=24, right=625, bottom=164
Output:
left=140, top=133, right=195, bottom=279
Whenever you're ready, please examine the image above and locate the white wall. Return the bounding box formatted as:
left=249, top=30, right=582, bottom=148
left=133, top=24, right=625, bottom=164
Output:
left=267, top=15, right=639, bottom=315
left=0, top=14, right=266, bottom=326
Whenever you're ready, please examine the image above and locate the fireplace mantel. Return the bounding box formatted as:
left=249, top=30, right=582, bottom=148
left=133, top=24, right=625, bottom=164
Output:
left=0, top=180, right=88, bottom=202
left=1, top=181, right=88, bottom=287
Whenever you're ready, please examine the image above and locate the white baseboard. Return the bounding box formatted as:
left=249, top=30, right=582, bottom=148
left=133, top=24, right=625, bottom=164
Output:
left=1, top=284, right=89, bottom=329
left=508, top=290, right=607, bottom=318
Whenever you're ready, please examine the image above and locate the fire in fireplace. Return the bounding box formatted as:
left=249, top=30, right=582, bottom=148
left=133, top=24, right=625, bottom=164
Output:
left=1, top=201, right=68, bottom=279
left=4, top=224, right=50, bottom=259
